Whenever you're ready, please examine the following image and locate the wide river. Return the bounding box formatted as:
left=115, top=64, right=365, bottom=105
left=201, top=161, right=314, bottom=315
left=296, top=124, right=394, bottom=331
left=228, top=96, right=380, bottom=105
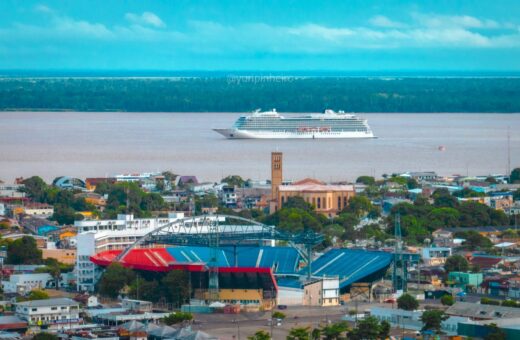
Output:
left=1, top=112, right=519, bottom=183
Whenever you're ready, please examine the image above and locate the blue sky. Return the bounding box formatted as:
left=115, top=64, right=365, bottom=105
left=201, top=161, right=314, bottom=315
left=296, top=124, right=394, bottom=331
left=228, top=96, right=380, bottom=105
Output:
left=1, top=0, right=520, bottom=71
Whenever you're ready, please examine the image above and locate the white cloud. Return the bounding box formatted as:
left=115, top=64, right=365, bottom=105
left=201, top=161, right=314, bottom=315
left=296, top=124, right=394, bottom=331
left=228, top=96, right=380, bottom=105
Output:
left=52, top=16, right=114, bottom=39
left=369, top=15, right=405, bottom=28
left=288, top=24, right=354, bottom=40
left=2, top=9, right=519, bottom=55
left=413, top=13, right=500, bottom=29
left=125, top=12, right=165, bottom=28
left=34, top=4, right=53, bottom=14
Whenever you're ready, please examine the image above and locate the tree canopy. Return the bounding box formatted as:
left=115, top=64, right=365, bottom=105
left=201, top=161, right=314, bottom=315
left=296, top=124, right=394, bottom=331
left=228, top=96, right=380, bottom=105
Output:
left=397, top=293, right=419, bottom=311
left=444, top=255, right=470, bottom=273
left=3, top=77, right=520, bottom=113
left=421, top=310, right=448, bottom=334
left=221, top=175, right=245, bottom=187
left=97, top=263, right=135, bottom=298
left=163, top=312, right=193, bottom=325
left=6, top=236, right=42, bottom=265
left=510, top=168, right=520, bottom=184
left=349, top=316, right=385, bottom=340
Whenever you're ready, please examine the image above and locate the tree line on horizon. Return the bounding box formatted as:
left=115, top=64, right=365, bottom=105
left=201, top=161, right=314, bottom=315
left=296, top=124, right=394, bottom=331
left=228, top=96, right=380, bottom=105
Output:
left=1, top=77, right=520, bottom=112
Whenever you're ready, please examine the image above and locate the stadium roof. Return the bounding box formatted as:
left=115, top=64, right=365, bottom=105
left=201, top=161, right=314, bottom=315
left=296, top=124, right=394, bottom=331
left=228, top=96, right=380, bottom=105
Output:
left=91, top=246, right=393, bottom=291
left=300, top=248, right=393, bottom=290
left=91, top=246, right=300, bottom=274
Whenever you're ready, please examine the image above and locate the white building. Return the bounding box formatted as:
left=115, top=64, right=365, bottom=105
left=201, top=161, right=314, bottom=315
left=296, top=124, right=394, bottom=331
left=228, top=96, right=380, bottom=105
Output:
left=421, top=246, right=452, bottom=266
left=2, top=273, right=52, bottom=294
left=23, top=204, right=54, bottom=218
left=74, top=213, right=184, bottom=233
left=15, top=298, right=80, bottom=329
left=75, top=213, right=185, bottom=292
left=303, top=277, right=340, bottom=306
left=0, top=184, right=25, bottom=198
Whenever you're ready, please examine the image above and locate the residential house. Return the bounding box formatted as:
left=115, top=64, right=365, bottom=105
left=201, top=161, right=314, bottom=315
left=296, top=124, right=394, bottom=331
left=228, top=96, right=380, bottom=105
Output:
left=448, top=272, right=484, bottom=292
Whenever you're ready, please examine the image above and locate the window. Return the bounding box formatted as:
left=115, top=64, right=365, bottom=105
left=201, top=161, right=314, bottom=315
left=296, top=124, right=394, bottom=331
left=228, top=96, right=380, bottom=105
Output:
left=51, top=307, right=57, bottom=310
left=317, top=197, right=321, bottom=209
left=337, top=197, right=341, bottom=210
left=32, top=308, right=37, bottom=312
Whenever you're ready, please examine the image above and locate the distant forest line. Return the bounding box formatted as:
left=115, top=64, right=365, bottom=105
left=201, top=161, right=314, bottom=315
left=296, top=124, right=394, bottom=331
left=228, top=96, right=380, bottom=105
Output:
left=0, top=77, right=519, bottom=112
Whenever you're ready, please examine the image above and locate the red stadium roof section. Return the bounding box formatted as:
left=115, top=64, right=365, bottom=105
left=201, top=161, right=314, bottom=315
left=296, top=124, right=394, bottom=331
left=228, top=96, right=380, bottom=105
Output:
left=90, top=248, right=207, bottom=272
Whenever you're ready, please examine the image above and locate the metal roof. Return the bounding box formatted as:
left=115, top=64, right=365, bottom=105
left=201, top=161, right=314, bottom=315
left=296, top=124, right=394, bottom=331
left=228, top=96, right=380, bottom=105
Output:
left=15, top=298, right=78, bottom=307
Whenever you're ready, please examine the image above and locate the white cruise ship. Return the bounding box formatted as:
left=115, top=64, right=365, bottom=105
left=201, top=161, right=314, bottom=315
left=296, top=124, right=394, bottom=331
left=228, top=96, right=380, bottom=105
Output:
left=214, top=109, right=375, bottom=139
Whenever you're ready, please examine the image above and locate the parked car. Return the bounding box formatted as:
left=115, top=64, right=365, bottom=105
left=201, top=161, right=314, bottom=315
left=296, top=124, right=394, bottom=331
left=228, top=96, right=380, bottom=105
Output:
left=277, top=304, right=288, bottom=310
left=383, top=298, right=396, bottom=303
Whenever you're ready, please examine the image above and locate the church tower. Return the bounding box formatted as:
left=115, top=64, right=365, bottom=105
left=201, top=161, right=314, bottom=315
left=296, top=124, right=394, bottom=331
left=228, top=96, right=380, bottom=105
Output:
left=271, top=152, right=283, bottom=202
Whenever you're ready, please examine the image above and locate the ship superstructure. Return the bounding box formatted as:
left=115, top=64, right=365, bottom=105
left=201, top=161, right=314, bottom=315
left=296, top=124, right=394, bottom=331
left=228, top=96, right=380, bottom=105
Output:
left=214, top=109, right=375, bottom=139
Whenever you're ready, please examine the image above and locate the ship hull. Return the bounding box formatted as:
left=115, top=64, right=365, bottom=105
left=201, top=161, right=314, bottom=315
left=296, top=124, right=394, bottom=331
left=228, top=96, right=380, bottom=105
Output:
left=213, top=128, right=375, bottom=139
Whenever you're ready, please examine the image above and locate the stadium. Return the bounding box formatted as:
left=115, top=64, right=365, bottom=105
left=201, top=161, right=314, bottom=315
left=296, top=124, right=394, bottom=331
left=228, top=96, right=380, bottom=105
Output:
left=90, top=215, right=394, bottom=309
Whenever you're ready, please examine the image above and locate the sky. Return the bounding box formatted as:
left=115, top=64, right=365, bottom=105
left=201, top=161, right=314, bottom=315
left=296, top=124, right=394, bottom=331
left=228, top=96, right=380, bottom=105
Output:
left=1, top=0, right=520, bottom=72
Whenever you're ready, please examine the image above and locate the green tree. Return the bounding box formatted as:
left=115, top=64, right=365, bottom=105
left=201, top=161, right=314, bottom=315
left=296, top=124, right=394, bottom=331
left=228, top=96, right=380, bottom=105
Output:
left=311, top=328, right=321, bottom=340
left=195, top=193, right=218, bottom=213
left=162, top=270, right=190, bottom=307
left=35, top=258, right=73, bottom=289
left=441, top=295, right=455, bottom=306
left=421, top=310, right=448, bottom=334
left=27, top=289, right=49, bottom=301
left=129, top=278, right=161, bottom=303
left=427, top=207, right=460, bottom=229
left=349, top=316, right=381, bottom=340
left=6, top=236, right=42, bottom=264
left=162, top=171, right=178, bottom=183
left=444, top=255, right=469, bottom=273
left=163, top=312, right=193, bottom=325
left=222, top=175, right=245, bottom=187
left=17, top=289, right=50, bottom=301
left=500, top=300, right=518, bottom=308
left=321, top=321, right=349, bottom=340
left=248, top=330, right=270, bottom=340
left=453, top=188, right=486, bottom=198
left=21, top=176, right=48, bottom=202
left=432, top=188, right=458, bottom=208
left=272, top=311, right=286, bottom=320
left=356, top=176, right=375, bottom=185
left=140, top=193, right=165, bottom=211
left=510, top=168, right=520, bottom=184
left=407, top=178, right=419, bottom=189
left=33, top=333, right=58, bottom=340
left=97, top=263, right=135, bottom=298
left=345, top=195, right=373, bottom=217
left=513, top=188, right=520, bottom=201
left=456, top=231, right=493, bottom=250
left=485, top=323, right=507, bottom=340
left=481, top=297, right=500, bottom=306
left=379, top=320, right=391, bottom=339
left=397, top=293, right=419, bottom=311
left=52, top=205, right=80, bottom=225
left=287, top=326, right=310, bottom=340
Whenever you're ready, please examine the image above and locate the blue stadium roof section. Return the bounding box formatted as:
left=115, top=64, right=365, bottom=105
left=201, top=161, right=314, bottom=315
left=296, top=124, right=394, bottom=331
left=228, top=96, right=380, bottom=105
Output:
left=165, top=246, right=301, bottom=274
left=300, top=249, right=393, bottom=290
